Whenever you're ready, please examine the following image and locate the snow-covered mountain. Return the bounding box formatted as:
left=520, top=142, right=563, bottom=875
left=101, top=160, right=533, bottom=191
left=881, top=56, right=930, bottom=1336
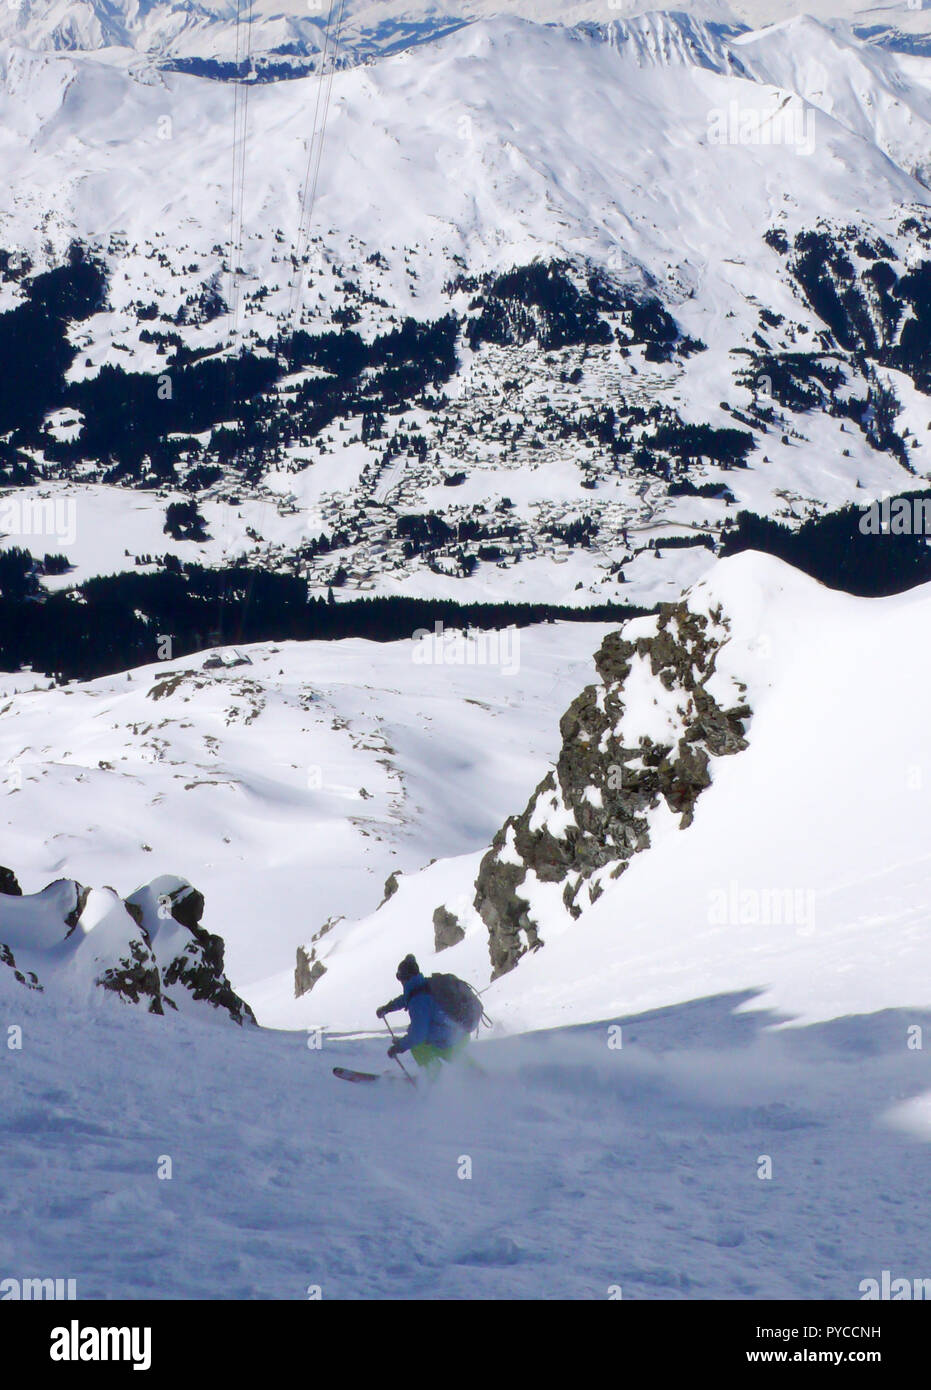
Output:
left=0, top=619, right=615, bottom=992
left=6, top=546, right=928, bottom=1042
left=0, top=868, right=254, bottom=1020
left=2, top=4, right=930, bottom=1011
left=3, top=0, right=931, bottom=70
left=0, top=0, right=702, bottom=72
left=733, top=14, right=931, bottom=183
left=4, top=550, right=931, bottom=1303
left=280, top=551, right=931, bottom=1035
left=4, top=1, right=931, bottom=1309
left=1, top=11, right=930, bottom=648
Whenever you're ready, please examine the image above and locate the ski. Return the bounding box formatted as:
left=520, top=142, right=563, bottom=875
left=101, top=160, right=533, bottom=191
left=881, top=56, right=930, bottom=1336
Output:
left=332, top=1066, right=414, bottom=1085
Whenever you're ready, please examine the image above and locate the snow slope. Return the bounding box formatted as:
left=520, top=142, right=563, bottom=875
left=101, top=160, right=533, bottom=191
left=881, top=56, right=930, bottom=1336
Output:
left=2, top=7, right=930, bottom=1305
left=5, top=548, right=929, bottom=1038
left=0, top=619, right=614, bottom=997
left=2, top=14, right=930, bottom=613
left=734, top=13, right=931, bottom=182
left=3, top=0, right=931, bottom=69
left=2, top=966, right=930, bottom=1299
left=284, top=552, right=931, bottom=1035
left=3, top=553, right=931, bottom=1301
left=2, top=15, right=922, bottom=319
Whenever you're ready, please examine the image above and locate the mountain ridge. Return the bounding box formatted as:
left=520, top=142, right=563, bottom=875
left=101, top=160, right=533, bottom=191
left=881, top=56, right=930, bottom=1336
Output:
left=1, top=13, right=929, bottom=632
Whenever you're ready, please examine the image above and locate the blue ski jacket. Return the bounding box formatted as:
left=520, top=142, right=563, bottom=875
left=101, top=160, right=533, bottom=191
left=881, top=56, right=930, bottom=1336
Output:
left=382, top=973, right=464, bottom=1053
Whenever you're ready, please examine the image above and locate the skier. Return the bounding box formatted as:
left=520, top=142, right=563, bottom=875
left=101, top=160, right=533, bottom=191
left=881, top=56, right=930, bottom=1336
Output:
left=376, top=954, right=470, bottom=1076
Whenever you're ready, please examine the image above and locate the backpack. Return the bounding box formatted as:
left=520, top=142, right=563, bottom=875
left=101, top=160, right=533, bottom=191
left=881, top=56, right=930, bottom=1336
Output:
left=426, top=974, right=486, bottom=1033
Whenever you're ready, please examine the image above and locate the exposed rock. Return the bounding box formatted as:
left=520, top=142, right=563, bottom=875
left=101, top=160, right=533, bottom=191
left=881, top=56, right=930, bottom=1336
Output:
left=63, top=882, right=91, bottom=935
left=295, top=944, right=326, bottom=998
left=96, top=935, right=165, bottom=1014
left=380, top=871, right=400, bottom=907
left=126, top=876, right=256, bottom=1026
left=472, top=599, right=751, bottom=978
left=0, top=869, right=255, bottom=1026
left=124, top=899, right=145, bottom=929
left=163, top=883, right=206, bottom=932
left=0, top=942, right=42, bottom=991
left=160, top=926, right=254, bottom=1025
left=0, top=867, right=22, bottom=896
left=433, top=904, right=465, bottom=952
left=294, top=910, right=345, bottom=996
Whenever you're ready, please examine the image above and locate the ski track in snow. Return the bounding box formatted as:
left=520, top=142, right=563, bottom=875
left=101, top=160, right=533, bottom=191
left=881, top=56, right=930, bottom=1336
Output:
left=2, top=985, right=929, bottom=1300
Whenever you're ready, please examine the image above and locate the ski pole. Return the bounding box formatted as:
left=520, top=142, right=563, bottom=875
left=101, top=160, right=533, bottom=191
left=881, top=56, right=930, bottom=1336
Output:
left=384, top=1016, right=416, bottom=1086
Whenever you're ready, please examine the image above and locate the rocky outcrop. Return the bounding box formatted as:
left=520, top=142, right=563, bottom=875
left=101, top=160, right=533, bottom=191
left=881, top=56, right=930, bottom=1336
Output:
left=126, top=877, right=256, bottom=1025
left=0, top=871, right=255, bottom=1025
left=64, top=882, right=92, bottom=935
left=95, top=928, right=165, bottom=1012
left=160, top=930, right=253, bottom=1024
left=163, top=884, right=206, bottom=932
left=295, top=945, right=326, bottom=998
left=433, top=904, right=465, bottom=952
left=294, top=912, right=344, bottom=998
left=380, top=872, right=400, bottom=907
left=0, top=942, right=42, bottom=991
left=0, top=867, right=22, bottom=896
left=468, top=599, right=751, bottom=978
